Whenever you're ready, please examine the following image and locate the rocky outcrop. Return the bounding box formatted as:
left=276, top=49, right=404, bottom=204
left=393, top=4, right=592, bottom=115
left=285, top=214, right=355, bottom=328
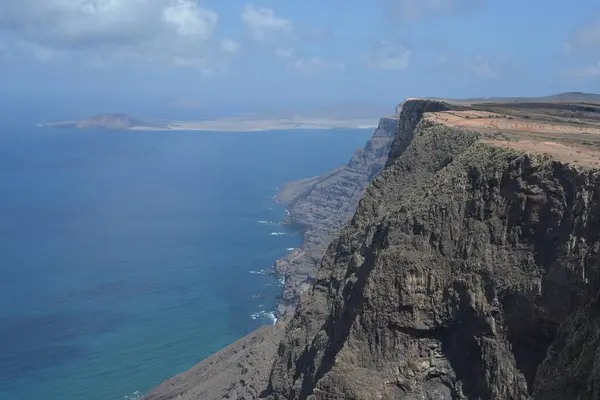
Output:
left=265, top=99, right=600, bottom=399
left=534, top=290, right=600, bottom=400
left=273, top=116, right=398, bottom=316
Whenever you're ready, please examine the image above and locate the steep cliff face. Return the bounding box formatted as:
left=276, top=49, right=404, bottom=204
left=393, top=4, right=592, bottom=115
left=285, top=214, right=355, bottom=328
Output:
left=265, top=99, right=600, bottom=399
left=274, top=116, right=398, bottom=315
left=145, top=97, right=600, bottom=400
left=144, top=117, right=398, bottom=400
left=534, top=290, right=600, bottom=400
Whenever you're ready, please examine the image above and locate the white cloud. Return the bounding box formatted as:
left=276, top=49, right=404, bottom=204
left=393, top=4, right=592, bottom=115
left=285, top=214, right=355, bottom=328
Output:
left=241, top=4, right=292, bottom=42
left=163, top=1, right=218, bottom=40
left=288, top=57, right=345, bottom=74
left=567, top=17, right=600, bottom=51
left=273, top=48, right=295, bottom=59
left=238, top=6, right=342, bottom=75
left=0, top=0, right=233, bottom=70
left=436, top=54, right=506, bottom=79
left=366, top=41, right=411, bottom=70
left=221, top=38, right=241, bottom=53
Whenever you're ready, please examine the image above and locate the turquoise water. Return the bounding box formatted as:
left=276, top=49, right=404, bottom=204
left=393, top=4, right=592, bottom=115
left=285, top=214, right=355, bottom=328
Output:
left=0, top=122, right=373, bottom=399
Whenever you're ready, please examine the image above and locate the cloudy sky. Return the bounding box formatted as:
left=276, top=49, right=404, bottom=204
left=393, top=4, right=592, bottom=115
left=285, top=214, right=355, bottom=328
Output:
left=0, top=0, right=599, bottom=116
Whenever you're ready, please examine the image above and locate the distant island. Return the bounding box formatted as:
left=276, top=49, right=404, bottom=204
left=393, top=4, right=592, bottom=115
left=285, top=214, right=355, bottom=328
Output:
left=43, top=113, right=170, bottom=130
left=42, top=113, right=380, bottom=132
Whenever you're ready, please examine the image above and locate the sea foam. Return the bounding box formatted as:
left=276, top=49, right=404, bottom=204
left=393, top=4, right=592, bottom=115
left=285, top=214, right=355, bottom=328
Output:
left=250, top=310, right=277, bottom=325
left=124, top=391, right=143, bottom=400
left=258, top=220, right=279, bottom=225
left=249, top=270, right=268, bottom=275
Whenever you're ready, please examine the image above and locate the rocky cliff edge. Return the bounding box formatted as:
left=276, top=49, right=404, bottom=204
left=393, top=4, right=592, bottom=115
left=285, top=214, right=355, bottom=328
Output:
left=266, top=98, right=600, bottom=399
left=273, top=116, right=398, bottom=316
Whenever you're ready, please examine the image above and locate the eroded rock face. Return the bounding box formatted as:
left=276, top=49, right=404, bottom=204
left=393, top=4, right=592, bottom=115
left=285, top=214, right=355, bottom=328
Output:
left=274, top=116, right=398, bottom=316
left=265, top=100, right=600, bottom=399
left=534, top=291, right=600, bottom=400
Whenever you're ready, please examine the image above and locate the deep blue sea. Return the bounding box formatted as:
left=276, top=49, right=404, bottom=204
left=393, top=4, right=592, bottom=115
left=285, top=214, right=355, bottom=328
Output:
left=0, top=121, right=373, bottom=399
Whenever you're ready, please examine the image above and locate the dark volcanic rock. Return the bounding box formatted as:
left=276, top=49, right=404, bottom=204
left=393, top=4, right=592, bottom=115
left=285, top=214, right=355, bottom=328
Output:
left=274, top=116, right=398, bottom=316
left=265, top=99, right=600, bottom=399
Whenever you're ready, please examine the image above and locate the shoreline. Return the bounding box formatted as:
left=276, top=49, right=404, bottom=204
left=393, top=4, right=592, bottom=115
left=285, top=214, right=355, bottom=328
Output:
left=43, top=117, right=379, bottom=133
left=266, top=116, right=399, bottom=321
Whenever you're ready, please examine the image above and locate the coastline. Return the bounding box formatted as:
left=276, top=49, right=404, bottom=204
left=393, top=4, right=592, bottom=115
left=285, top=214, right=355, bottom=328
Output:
left=44, top=117, right=378, bottom=132
left=266, top=116, right=399, bottom=319
left=142, top=115, right=399, bottom=400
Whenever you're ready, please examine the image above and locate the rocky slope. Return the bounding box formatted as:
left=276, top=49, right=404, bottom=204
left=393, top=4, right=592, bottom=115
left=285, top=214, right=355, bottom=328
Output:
left=265, top=99, right=600, bottom=399
left=273, top=116, right=398, bottom=316
left=145, top=325, right=284, bottom=400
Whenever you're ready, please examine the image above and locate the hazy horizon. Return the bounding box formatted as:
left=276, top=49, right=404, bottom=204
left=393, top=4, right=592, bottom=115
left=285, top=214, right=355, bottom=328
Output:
left=1, top=0, right=599, bottom=119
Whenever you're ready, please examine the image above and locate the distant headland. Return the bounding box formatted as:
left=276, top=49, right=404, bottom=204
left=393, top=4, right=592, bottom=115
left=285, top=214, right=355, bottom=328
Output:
left=42, top=113, right=379, bottom=132
left=43, top=113, right=169, bottom=130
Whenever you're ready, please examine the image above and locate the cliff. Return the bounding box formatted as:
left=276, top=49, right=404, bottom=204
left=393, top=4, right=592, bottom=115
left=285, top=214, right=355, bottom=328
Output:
left=144, top=116, right=398, bottom=400
left=146, top=96, right=600, bottom=400
left=274, top=116, right=398, bottom=315
left=266, top=99, right=600, bottom=399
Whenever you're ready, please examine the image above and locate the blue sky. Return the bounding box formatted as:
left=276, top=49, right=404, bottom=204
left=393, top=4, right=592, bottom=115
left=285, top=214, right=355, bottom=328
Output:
left=0, top=0, right=599, bottom=116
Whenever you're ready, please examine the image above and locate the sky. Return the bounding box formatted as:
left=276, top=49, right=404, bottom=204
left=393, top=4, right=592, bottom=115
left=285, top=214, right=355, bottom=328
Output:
left=0, top=0, right=599, bottom=117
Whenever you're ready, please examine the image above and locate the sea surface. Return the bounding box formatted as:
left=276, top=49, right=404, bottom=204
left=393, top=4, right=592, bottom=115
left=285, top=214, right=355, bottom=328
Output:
left=0, top=121, right=374, bottom=399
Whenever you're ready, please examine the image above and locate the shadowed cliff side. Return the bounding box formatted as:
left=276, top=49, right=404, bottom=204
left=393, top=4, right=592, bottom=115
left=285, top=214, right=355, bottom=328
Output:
left=144, top=117, right=398, bottom=400
left=265, top=98, right=600, bottom=399
left=273, top=117, right=398, bottom=316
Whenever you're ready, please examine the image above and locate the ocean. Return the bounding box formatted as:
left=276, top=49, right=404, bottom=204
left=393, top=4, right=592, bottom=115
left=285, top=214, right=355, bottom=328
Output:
left=0, top=121, right=373, bottom=400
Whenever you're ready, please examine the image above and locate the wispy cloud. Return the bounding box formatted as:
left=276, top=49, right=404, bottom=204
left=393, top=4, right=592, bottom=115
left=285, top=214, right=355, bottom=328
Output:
left=221, top=38, right=241, bottom=54
left=380, top=0, right=485, bottom=21
left=241, top=4, right=293, bottom=43
left=569, top=62, right=600, bottom=78
left=273, top=48, right=295, bottom=59
left=288, top=57, right=345, bottom=74
left=239, top=5, right=343, bottom=75
left=565, top=16, right=600, bottom=53
left=468, top=57, right=498, bottom=79
left=365, top=40, right=411, bottom=70
left=435, top=55, right=517, bottom=79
